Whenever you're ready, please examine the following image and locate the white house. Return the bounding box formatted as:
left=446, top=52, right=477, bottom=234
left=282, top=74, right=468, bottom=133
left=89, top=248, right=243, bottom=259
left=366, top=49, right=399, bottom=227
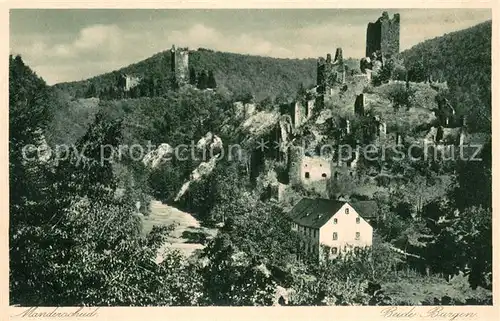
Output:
left=288, top=198, right=377, bottom=260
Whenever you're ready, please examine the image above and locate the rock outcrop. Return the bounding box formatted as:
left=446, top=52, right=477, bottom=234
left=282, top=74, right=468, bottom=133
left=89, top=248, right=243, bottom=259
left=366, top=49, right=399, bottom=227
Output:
left=196, top=131, right=223, bottom=153
left=174, top=132, right=224, bottom=202
left=233, top=101, right=257, bottom=119
left=174, top=157, right=218, bottom=202
left=142, top=143, right=174, bottom=169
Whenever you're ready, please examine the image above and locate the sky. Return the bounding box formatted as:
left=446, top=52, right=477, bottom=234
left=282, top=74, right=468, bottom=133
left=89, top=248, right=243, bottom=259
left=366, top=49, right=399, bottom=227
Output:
left=10, top=9, right=491, bottom=85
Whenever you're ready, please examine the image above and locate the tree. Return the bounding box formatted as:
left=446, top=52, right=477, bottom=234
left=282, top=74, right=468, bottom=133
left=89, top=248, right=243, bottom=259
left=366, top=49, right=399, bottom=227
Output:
left=455, top=207, right=492, bottom=290
left=200, top=188, right=303, bottom=305
left=9, top=55, right=55, bottom=304
left=393, top=202, right=413, bottom=220
left=9, top=60, right=207, bottom=305
left=197, top=70, right=208, bottom=90
left=207, top=70, right=217, bottom=89
left=451, top=141, right=491, bottom=211
left=296, top=82, right=307, bottom=100
left=387, top=83, right=416, bottom=110
left=189, top=66, right=197, bottom=86
left=428, top=206, right=491, bottom=289
left=406, top=60, right=427, bottom=82
left=375, top=211, right=407, bottom=242
left=372, top=62, right=392, bottom=86
left=290, top=245, right=397, bottom=306
left=201, top=233, right=277, bottom=306
left=85, top=83, right=97, bottom=98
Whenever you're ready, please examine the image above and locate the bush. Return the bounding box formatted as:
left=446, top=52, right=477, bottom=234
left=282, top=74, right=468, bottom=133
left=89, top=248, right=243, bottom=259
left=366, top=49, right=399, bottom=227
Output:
left=387, top=83, right=416, bottom=110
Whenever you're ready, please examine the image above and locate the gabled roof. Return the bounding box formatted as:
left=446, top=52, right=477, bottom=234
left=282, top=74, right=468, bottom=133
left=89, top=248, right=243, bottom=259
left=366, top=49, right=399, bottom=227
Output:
left=288, top=198, right=345, bottom=228
left=288, top=198, right=378, bottom=228
left=350, top=200, right=379, bottom=219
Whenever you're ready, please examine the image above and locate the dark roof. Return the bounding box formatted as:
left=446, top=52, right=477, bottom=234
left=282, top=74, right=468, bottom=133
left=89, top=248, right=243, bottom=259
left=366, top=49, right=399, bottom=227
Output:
left=288, top=198, right=345, bottom=228
left=350, top=200, right=379, bottom=219
left=288, top=198, right=378, bottom=228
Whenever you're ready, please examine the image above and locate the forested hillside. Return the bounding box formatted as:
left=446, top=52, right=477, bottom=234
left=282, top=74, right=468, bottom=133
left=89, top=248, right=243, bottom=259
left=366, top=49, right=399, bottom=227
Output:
left=53, top=47, right=360, bottom=101
left=10, top=55, right=210, bottom=305
left=402, top=20, right=491, bottom=132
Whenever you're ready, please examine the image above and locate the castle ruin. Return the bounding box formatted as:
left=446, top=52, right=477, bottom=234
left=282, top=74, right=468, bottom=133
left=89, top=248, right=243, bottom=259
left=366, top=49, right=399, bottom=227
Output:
left=317, top=48, right=346, bottom=95
left=366, top=12, right=400, bottom=59
left=119, top=74, right=141, bottom=92
left=283, top=99, right=316, bottom=128
left=171, top=45, right=189, bottom=87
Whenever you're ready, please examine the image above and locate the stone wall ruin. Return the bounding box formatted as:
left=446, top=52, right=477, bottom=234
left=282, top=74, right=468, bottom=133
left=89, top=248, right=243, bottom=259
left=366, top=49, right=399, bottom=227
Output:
left=366, top=11, right=400, bottom=59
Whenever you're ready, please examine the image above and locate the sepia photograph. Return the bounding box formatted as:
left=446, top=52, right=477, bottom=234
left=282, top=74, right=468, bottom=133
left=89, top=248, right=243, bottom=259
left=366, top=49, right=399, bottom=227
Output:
left=6, top=5, right=494, bottom=311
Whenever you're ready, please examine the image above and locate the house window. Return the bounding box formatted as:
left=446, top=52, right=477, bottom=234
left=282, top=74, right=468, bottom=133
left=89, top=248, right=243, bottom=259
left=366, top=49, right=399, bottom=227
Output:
left=305, top=172, right=310, bottom=179
left=331, top=247, right=338, bottom=255
left=355, top=232, right=360, bottom=240
left=322, top=173, right=327, bottom=178
left=356, top=217, right=360, bottom=224
left=333, top=218, right=338, bottom=224
left=345, top=208, right=349, bottom=214
left=333, top=232, right=338, bottom=240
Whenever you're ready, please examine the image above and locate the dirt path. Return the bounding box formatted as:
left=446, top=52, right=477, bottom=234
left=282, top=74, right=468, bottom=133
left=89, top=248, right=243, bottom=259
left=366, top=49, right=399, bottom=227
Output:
left=142, top=200, right=217, bottom=262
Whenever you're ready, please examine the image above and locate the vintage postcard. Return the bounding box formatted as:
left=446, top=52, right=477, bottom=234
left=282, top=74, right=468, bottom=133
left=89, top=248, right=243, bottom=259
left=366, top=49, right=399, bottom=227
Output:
left=2, top=1, right=498, bottom=320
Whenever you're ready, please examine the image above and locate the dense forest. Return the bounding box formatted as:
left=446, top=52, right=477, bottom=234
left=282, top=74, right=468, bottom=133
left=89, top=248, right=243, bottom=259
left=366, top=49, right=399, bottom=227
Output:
left=402, top=20, right=491, bottom=132
left=53, top=49, right=315, bottom=101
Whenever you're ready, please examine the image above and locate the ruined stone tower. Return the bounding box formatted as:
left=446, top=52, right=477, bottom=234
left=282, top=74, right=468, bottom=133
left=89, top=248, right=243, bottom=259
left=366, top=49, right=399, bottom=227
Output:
left=317, top=47, right=345, bottom=94
left=366, top=12, right=400, bottom=59
left=354, top=93, right=365, bottom=116
left=170, top=45, right=189, bottom=87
